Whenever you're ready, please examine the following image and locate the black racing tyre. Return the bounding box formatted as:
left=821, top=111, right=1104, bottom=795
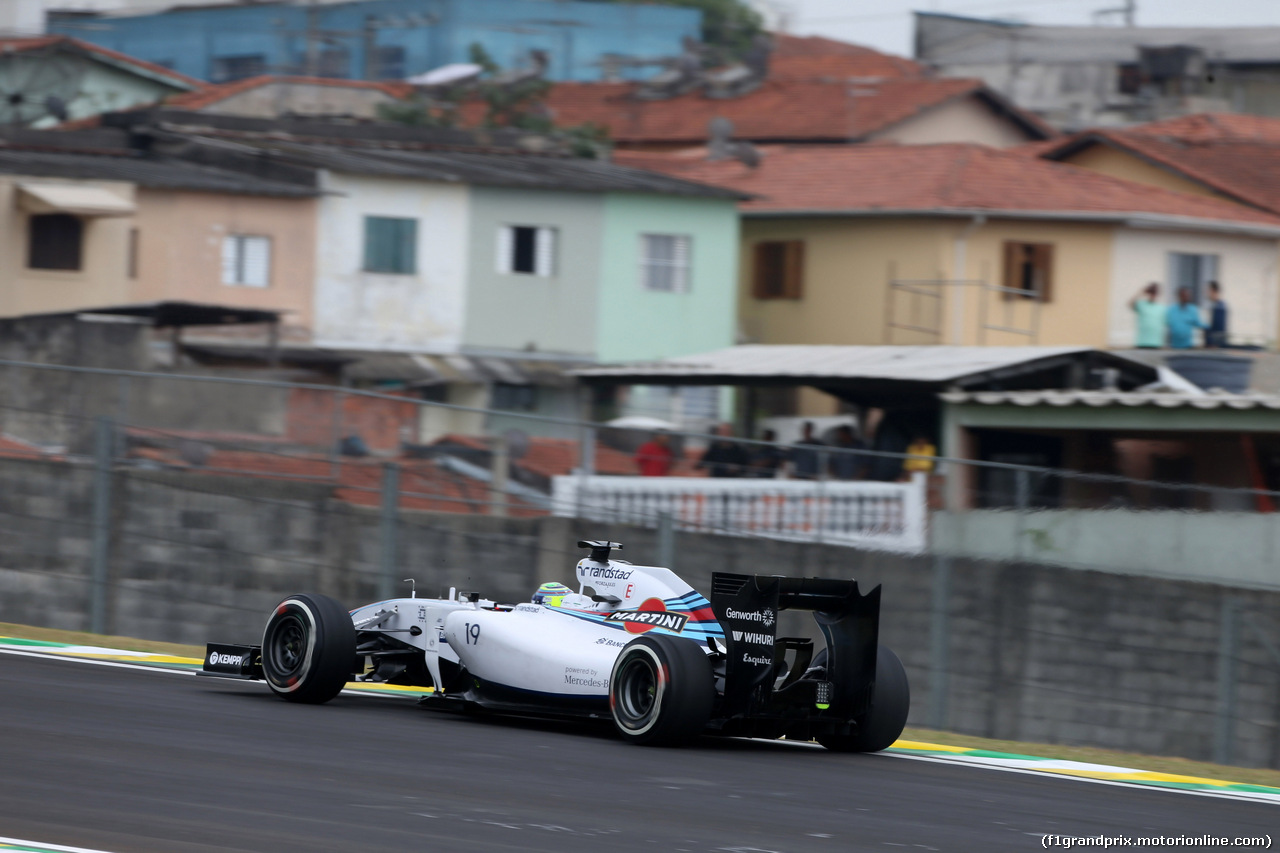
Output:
left=261, top=593, right=356, bottom=704
left=817, top=644, right=910, bottom=753
left=610, top=633, right=715, bottom=746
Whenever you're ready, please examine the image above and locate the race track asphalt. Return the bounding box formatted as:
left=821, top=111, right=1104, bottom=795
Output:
left=0, top=653, right=1274, bottom=853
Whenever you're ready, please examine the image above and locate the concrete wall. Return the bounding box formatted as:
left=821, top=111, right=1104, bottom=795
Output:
left=3, top=452, right=1278, bottom=768
left=870, top=94, right=1033, bottom=148
left=0, top=177, right=136, bottom=319
left=598, top=193, right=740, bottom=362
left=133, top=189, right=318, bottom=340
left=314, top=172, right=469, bottom=351
left=1109, top=227, right=1280, bottom=349
left=462, top=188, right=603, bottom=358
left=933, top=509, right=1280, bottom=591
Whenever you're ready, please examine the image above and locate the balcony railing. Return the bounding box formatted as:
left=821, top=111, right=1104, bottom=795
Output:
left=552, top=473, right=927, bottom=554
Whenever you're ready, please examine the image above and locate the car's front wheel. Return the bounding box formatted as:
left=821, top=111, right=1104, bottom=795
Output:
left=610, top=634, right=714, bottom=746
left=261, top=593, right=356, bottom=704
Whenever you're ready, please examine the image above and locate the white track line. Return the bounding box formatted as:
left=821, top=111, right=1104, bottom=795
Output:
left=0, top=835, right=121, bottom=853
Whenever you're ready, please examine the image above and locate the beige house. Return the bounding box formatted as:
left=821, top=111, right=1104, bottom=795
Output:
left=618, top=143, right=1280, bottom=415
left=0, top=141, right=319, bottom=338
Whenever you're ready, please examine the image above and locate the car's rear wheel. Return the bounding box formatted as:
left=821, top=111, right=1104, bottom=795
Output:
left=261, top=593, right=356, bottom=704
left=816, top=644, right=910, bottom=753
left=610, top=634, right=714, bottom=746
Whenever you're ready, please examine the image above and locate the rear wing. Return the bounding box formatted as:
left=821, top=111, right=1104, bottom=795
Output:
left=711, top=572, right=881, bottom=721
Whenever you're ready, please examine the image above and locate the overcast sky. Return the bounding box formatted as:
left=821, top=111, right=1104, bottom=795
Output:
left=769, top=0, right=1280, bottom=58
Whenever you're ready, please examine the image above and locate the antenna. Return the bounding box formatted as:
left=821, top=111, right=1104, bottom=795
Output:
left=403, top=578, right=416, bottom=598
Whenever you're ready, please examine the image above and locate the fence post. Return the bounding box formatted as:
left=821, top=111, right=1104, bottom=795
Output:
left=577, top=420, right=596, bottom=517
left=656, top=511, right=675, bottom=571
left=89, top=416, right=114, bottom=635
left=928, top=553, right=952, bottom=730
left=490, top=433, right=508, bottom=518
left=1214, top=597, right=1240, bottom=766
left=379, top=462, right=399, bottom=600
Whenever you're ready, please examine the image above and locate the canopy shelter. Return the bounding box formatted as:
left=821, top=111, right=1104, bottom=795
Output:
left=574, top=345, right=1157, bottom=410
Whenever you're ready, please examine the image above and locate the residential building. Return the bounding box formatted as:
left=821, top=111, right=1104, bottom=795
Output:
left=534, top=33, right=1054, bottom=151
left=1035, top=113, right=1280, bottom=215
left=619, top=143, right=1280, bottom=415
left=47, top=0, right=701, bottom=84
left=0, top=129, right=319, bottom=335
left=915, top=12, right=1280, bottom=130
left=0, top=36, right=200, bottom=127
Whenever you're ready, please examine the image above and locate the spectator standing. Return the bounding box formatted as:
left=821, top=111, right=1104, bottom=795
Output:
left=634, top=431, right=674, bottom=476
left=790, top=421, right=824, bottom=480
left=1205, top=281, right=1229, bottom=348
left=828, top=424, right=866, bottom=480
left=901, top=433, right=937, bottom=480
left=749, top=428, right=785, bottom=478
left=697, top=423, right=750, bottom=478
left=1129, top=283, right=1164, bottom=348
left=1166, top=286, right=1206, bottom=349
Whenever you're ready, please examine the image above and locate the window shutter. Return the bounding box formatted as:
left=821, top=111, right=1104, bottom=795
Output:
left=535, top=227, right=556, bottom=277
left=496, top=225, right=513, bottom=274
left=397, top=218, right=417, bottom=275
left=1001, top=241, right=1020, bottom=301
left=242, top=236, right=271, bottom=287
left=221, top=236, right=239, bottom=284
left=673, top=235, right=690, bottom=293
left=751, top=242, right=770, bottom=299
left=784, top=240, right=804, bottom=299
left=1034, top=243, right=1053, bottom=302
left=363, top=217, right=381, bottom=272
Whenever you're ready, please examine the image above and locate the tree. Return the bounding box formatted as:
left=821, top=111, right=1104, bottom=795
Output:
left=602, top=0, right=764, bottom=63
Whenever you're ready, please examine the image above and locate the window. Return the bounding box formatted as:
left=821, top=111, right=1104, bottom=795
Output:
left=318, top=48, right=350, bottom=78
left=1168, top=252, right=1219, bottom=303
left=640, top=234, right=691, bottom=293
left=363, top=216, right=417, bottom=274
left=491, top=383, right=538, bottom=412
left=28, top=213, right=83, bottom=270
left=1002, top=242, right=1053, bottom=301
left=376, top=46, right=406, bottom=80
left=752, top=240, right=804, bottom=299
left=211, top=54, right=266, bottom=83
left=221, top=235, right=271, bottom=287
left=496, top=225, right=556, bottom=277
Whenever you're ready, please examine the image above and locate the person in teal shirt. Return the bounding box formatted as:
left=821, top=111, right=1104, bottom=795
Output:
left=1166, top=287, right=1206, bottom=349
left=1129, top=283, right=1165, bottom=348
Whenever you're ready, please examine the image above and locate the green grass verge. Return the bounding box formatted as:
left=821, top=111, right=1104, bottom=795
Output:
left=900, top=727, right=1280, bottom=790
left=0, top=622, right=206, bottom=659
left=2, top=622, right=1276, bottom=789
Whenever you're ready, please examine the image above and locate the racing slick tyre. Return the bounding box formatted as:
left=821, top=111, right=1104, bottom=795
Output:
left=610, top=634, right=714, bottom=746
left=261, top=593, right=356, bottom=705
left=815, top=644, right=910, bottom=753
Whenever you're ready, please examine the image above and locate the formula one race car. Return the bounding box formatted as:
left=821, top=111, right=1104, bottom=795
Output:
left=202, top=540, right=909, bottom=750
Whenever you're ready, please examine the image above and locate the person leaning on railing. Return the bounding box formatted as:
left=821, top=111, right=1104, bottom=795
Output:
left=697, top=423, right=751, bottom=477
left=634, top=430, right=674, bottom=476
left=901, top=434, right=936, bottom=481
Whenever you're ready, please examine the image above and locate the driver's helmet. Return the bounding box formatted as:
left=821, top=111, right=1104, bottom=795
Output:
left=532, top=582, right=573, bottom=607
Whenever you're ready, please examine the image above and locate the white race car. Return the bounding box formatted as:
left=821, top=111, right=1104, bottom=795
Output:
left=202, top=540, right=909, bottom=750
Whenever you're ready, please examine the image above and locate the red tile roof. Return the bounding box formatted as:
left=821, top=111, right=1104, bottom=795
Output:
left=1039, top=114, right=1280, bottom=214
left=0, top=36, right=202, bottom=89
left=167, top=75, right=414, bottom=111
left=614, top=143, right=1280, bottom=229
left=767, top=33, right=924, bottom=80
left=541, top=76, right=1035, bottom=146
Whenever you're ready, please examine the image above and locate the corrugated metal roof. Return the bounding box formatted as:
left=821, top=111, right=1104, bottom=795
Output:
left=0, top=150, right=319, bottom=197
left=191, top=138, right=747, bottom=199
left=575, top=345, right=1144, bottom=383
left=941, top=390, right=1280, bottom=409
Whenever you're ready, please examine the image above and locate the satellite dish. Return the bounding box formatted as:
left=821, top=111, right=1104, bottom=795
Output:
left=503, top=428, right=530, bottom=461
left=406, top=62, right=483, bottom=87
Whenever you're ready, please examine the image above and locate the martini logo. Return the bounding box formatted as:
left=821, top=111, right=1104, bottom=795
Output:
left=606, top=598, right=689, bottom=634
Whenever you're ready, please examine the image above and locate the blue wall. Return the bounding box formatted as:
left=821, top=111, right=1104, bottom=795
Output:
left=49, top=0, right=701, bottom=84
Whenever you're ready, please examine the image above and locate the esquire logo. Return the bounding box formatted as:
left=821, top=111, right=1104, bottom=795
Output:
left=725, top=607, right=775, bottom=627
left=208, top=651, right=247, bottom=667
